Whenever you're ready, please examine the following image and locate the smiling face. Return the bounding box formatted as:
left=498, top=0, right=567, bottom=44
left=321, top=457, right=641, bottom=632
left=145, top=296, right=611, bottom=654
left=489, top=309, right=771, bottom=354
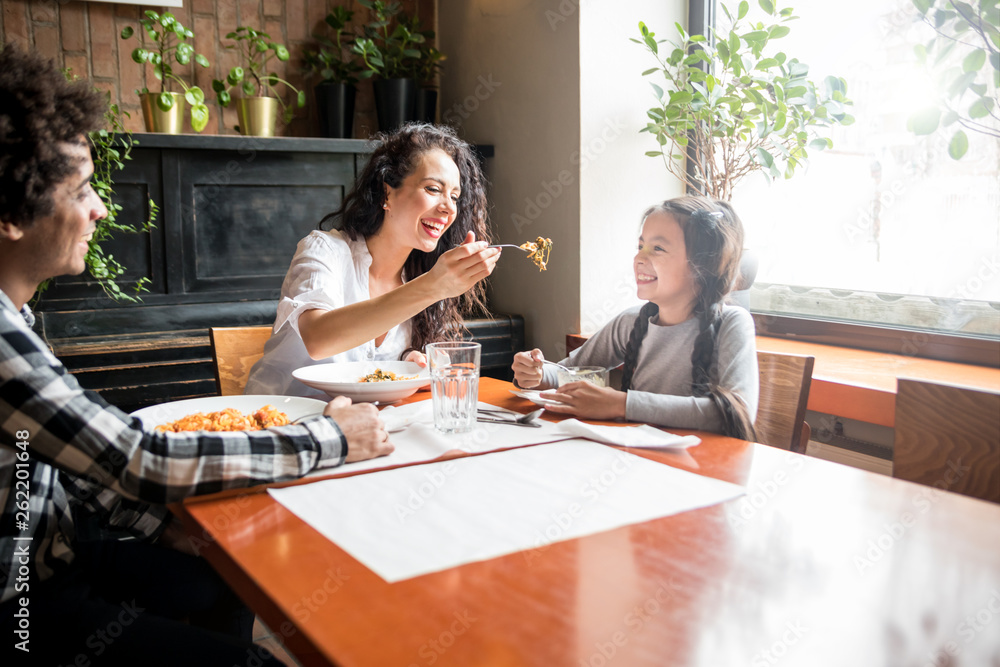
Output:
left=634, top=211, right=698, bottom=322
left=18, top=140, right=107, bottom=282
left=382, top=148, right=461, bottom=253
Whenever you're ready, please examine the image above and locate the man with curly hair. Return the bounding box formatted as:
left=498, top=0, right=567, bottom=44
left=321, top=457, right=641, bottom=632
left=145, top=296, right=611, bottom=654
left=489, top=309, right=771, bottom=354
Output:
left=0, top=45, right=392, bottom=665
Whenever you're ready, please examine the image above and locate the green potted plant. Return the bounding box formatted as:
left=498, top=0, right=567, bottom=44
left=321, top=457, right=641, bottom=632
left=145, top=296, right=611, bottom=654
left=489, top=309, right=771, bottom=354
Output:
left=212, top=26, right=306, bottom=137
left=907, top=0, right=999, bottom=159
left=634, top=0, right=855, bottom=301
left=353, top=0, right=425, bottom=131
left=120, top=10, right=211, bottom=134
left=303, top=7, right=362, bottom=138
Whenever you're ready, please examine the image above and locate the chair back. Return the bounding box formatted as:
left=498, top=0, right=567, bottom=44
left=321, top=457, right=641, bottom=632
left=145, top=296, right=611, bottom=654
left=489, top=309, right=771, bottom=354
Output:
left=893, top=378, right=1000, bottom=504
left=755, top=350, right=815, bottom=453
left=209, top=326, right=272, bottom=396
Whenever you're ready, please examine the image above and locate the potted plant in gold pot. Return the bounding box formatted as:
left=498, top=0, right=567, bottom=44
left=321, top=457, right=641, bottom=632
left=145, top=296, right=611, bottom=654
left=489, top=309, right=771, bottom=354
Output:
left=120, top=10, right=211, bottom=133
left=212, top=26, right=306, bottom=137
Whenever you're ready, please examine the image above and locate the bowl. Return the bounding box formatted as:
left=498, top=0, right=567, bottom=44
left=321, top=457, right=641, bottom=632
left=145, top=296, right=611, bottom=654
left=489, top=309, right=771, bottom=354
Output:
left=556, top=366, right=609, bottom=388
left=292, top=361, right=430, bottom=403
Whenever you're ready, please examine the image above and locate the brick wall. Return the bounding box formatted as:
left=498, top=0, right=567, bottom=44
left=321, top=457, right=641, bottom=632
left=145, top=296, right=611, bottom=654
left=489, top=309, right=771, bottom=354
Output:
left=0, top=0, right=435, bottom=137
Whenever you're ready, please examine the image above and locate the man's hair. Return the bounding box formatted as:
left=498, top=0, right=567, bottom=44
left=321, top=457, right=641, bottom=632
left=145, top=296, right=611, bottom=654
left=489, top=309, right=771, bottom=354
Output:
left=0, top=43, right=107, bottom=227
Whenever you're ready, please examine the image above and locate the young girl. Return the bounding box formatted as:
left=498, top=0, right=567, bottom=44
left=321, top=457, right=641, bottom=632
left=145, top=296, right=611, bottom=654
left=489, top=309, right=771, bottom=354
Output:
left=512, top=196, right=758, bottom=438
left=246, top=123, right=501, bottom=398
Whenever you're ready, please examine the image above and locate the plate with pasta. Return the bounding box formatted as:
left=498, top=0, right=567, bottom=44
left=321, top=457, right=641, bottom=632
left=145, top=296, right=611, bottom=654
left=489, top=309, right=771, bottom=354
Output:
left=131, top=395, right=327, bottom=433
left=292, top=361, right=430, bottom=403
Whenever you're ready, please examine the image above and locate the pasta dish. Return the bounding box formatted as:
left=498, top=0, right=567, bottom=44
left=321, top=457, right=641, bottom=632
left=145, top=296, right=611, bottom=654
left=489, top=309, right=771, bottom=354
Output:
left=359, top=369, right=417, bottom=382
left=519, top=237, right=553, bottom=271
left=156, top=405, right=290, bottom=432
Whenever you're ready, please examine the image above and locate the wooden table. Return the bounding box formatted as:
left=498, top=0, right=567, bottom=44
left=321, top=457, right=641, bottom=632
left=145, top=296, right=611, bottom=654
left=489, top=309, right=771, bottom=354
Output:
left=176, top=378, right=1000, bottom=667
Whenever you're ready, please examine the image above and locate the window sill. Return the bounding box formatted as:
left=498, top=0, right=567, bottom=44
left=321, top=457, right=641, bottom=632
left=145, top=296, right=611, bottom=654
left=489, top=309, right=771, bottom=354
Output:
left=755, top=336, right=999, bottom=427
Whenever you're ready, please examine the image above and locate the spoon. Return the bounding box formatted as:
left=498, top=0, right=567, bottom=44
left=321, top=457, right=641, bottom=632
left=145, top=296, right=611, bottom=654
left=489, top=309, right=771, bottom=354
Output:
left=542, top=359, right=572, bottom=373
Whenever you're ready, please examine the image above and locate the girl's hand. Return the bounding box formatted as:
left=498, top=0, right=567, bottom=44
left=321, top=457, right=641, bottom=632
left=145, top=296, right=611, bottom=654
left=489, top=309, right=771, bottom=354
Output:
left=404, top=349, right=427, bottom=367
left=404, top=350, right=432, bottom=391
left=426, top=231, right=501, bottom=300
left=541, top=382, right=627, bottom=421
left=512, top=348, right=544, bottom=388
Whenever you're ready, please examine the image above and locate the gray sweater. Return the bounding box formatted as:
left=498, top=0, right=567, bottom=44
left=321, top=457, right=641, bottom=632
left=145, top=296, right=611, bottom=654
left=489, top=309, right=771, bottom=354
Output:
left=542, top=305, right=758, bottom=433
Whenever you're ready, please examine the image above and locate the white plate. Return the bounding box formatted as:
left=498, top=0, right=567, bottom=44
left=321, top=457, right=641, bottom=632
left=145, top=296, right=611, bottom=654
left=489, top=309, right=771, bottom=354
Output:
left=292, top=361, right=430, bottom=403
left=509, top=388, right=568, bottom=408
left=131, top=395, right=327, bottom=431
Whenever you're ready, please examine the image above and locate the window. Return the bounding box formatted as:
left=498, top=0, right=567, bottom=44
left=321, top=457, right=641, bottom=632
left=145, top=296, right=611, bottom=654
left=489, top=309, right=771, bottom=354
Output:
left=705, top=0, right=1000, bottom=356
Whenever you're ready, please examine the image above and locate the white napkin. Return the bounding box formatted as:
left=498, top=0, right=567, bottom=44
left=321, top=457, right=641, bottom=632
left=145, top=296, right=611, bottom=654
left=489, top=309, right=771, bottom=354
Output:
left=378, top=401, right=435, bottom=432
left=553, top=418, right=700, bottom=449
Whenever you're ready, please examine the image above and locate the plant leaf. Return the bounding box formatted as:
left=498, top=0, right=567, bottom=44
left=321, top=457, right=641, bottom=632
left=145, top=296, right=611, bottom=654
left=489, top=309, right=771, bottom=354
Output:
left=190, top=104, right=209, bottom=132
left=969, top=97, right=993, bottom=119
left=962, top=49, right=986, bottom=73
left=948, top=130, right=968, bottom=159
left=156, top=92, right=174, bottom=112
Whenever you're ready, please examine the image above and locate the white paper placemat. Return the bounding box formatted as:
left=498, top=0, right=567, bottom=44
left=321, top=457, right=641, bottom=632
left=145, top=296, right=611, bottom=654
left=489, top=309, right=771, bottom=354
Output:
left=271, top=440, right=745, bottom=582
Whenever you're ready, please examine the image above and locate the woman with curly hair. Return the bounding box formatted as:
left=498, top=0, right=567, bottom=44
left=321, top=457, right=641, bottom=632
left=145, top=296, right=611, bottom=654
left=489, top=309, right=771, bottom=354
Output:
left=246, top=122, right=500, bottom=397
left=511, top=196, right=758, bottom=439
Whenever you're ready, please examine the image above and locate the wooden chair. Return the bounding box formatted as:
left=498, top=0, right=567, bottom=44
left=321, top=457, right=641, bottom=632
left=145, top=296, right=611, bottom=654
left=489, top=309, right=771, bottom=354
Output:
left=755, top=350, right=815, bottom=453
left=209, top=326, right=272, bottom=396
left=893, top=378, right=1000, bottom=504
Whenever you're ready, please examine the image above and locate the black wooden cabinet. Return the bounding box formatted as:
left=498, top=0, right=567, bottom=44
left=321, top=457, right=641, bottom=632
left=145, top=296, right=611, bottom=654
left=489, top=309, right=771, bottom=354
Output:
left=33, top=134, right=517, bottom=413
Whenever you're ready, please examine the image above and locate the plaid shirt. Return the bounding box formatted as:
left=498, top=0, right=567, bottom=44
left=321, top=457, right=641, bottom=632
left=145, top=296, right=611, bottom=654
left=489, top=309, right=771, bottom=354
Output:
left=0, top=291, right=348, bottom=604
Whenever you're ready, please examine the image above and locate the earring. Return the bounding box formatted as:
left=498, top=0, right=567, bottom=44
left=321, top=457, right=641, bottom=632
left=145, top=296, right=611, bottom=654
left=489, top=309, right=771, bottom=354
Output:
left=383, top=203, right=389, bottom=210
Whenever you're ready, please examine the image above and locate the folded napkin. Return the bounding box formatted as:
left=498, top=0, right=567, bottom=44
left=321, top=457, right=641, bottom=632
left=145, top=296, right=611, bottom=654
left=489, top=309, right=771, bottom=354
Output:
left=378, top=401, right=434, bottom=432
left=553, top=419, right=700, bottom=449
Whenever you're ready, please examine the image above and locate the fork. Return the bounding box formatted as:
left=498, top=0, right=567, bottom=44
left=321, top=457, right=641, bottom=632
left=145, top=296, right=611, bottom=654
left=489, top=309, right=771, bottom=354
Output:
left=478, top=407, right=544, bottom=424
left=453, top=243, right=527, bottom=251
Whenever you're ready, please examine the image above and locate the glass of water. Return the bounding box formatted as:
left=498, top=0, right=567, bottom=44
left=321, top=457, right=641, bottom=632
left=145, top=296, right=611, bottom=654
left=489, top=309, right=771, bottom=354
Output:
left=426, top=341, right=481, bottom=433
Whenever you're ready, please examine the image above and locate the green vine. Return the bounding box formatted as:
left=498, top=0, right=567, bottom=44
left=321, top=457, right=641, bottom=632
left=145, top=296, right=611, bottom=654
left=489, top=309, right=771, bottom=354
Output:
left=86, top=94, right=158, bottom=302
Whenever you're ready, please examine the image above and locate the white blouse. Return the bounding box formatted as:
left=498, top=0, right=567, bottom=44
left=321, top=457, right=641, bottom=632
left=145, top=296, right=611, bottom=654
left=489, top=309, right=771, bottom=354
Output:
left=244, top=229, right=412, bottom=398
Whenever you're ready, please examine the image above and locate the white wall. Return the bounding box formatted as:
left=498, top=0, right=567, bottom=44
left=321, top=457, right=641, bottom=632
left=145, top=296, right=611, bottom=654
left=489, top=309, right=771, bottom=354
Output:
left=439, top=0, right=686, bottom=359
left=579, top=0, right=687, bottom=339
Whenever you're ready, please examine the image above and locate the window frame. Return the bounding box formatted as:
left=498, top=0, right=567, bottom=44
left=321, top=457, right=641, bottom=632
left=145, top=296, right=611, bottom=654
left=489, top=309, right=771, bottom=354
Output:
left=691, top=0, right=999, bottom=368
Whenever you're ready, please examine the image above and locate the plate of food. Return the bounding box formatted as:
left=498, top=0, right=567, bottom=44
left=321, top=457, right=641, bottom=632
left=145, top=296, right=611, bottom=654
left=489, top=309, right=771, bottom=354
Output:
left=292, top=361, right=430, bottom=403
left=131, top=395, right=327, bottom=432
left=509, top=388, right=568, bottom=408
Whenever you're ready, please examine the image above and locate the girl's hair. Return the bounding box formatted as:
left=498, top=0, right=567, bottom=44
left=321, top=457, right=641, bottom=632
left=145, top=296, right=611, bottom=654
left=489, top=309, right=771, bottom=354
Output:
left=318, top=122, right=490, bottom=356
left=620, top=196, right=757, bottom=440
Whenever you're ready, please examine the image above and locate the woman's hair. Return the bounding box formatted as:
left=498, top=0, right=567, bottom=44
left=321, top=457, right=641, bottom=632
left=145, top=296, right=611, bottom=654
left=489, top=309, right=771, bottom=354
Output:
left=0, top=44, right=107, bottom=228
left=620, top=196, right=756, bottom=440
left=319, top=122, right=490, bottom=356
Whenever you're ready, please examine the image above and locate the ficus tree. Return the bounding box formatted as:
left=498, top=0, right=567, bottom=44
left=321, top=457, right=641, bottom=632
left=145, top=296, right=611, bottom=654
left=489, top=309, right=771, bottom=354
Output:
left=634, top=0, right=855, bottom=200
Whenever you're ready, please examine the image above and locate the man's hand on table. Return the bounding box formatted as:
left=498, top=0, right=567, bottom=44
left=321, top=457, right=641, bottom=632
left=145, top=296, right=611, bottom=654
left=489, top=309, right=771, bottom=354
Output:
left=324, top=396, right=394, bottom=463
